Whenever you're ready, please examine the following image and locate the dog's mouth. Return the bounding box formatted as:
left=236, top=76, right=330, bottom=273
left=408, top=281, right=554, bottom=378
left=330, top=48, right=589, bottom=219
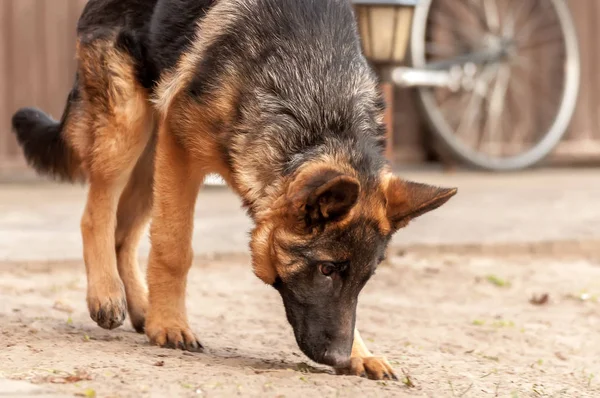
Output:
left=288, top=316, right=354, bottom=368
left=319, top=348, right=352, bottom=368
left=295, top=336, right=352, bottom=367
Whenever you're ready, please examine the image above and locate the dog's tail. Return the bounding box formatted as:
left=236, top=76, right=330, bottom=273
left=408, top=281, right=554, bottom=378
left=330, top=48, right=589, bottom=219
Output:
left=11, top=79, right=84, bottom=183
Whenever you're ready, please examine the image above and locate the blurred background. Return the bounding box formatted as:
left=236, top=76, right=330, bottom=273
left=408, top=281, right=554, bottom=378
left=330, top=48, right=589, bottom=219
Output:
left=1, top=0, right=600, bottom=178
left=0, top=0, right=87, bottom=178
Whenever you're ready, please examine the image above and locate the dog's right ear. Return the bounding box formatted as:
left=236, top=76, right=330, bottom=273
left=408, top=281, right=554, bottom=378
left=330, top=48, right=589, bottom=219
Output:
left=287, top=166, right=360, bottom=231
left=383, top=173, right=457, bottom=231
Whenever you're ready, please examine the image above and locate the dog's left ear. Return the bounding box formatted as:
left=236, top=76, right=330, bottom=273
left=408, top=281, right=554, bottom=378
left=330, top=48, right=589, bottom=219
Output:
left=287, top=167, right=360, bottom=231
left=383, top=174, right=457, bottom=230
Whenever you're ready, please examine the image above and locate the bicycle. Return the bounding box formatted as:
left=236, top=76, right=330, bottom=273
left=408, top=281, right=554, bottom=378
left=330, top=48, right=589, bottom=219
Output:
left=352, top=0, right=581, bottom=171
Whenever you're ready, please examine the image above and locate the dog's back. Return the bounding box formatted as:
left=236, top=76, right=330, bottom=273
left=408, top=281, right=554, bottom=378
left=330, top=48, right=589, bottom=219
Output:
left=77, top=0, right=157, bottom=34
left=147, top=0, right=387, bottom=213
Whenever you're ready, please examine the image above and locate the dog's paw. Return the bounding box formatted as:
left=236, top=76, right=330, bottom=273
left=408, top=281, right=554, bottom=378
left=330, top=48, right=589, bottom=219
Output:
left=87, top=281, right=127, bottom=330
left=128, top=303, right=147, bottom=334
left=126, top=292, right=148, bottom=334
left=336, top=356, right=398, bottom=380
left=145, top=318, right=203, bottom=352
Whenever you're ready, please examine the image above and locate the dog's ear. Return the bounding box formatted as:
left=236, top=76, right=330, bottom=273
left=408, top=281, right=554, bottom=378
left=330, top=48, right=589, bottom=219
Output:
left=383, top=174, right=457, bottom=230
left=287, top=167, right=360, bottom=230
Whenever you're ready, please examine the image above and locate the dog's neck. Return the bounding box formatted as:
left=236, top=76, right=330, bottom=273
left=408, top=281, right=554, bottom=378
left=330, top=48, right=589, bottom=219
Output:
left=222, top=59, right=388, bottom=220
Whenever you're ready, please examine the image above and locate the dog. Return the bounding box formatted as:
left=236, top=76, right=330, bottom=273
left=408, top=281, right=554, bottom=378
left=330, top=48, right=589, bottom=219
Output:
left=12, top=0, right=457, bottom=380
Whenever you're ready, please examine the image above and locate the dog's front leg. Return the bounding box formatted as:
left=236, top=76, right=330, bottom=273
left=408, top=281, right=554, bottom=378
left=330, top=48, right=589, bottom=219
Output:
left=144, top=119, right=204, bottom=351
left=336, top=329, right=398, bottom=380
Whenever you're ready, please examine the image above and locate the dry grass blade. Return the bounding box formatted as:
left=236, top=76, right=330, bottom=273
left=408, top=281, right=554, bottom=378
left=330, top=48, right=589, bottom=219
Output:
left=458, top=382, right=473, bottom=397
left=486, top=274, right=511, bottom=288
left=554, top=352, right=567, bottom=361
left=401, top=368, right=416, bottom=388
left=530, top=293, right=549, bottom=305
left=52, top=300, right=74, bottom=314
left=41, top=369, right=92, bottom=384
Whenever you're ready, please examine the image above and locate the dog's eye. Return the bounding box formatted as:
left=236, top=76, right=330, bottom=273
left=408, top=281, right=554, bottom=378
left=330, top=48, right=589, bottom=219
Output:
left=319, top=262, right=336, bottom=277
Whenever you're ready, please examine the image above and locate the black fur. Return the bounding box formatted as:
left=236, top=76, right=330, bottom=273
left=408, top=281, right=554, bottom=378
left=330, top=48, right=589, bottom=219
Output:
left=149, top=0, right=217, bottom=73
left=14, top=0, right=385, bottom=187
left=77, top=0, right=216, bottom=89
left=77, top=0, right=158, bottom=35
left=115, top=30, right=158, bottom=90
left=179, top=0, right=388, bottom=213
left=11, top=81, right=81, bottom=182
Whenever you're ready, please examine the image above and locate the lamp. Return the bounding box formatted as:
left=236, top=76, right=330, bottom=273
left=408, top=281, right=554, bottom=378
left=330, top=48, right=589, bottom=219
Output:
left=352, top=0, right=418, bottom=65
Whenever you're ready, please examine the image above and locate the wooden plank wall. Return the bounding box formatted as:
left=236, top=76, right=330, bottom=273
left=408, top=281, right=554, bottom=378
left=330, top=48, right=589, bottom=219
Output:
left=0, top=0, right=87, bottom=171
left=555, top=0, right=600, bottom=161
left=1, top=0, right=600, bottom=171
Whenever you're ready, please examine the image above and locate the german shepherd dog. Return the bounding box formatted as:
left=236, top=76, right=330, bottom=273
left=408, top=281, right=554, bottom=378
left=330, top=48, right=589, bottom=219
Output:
left=12, top=0, right=456, bottom=380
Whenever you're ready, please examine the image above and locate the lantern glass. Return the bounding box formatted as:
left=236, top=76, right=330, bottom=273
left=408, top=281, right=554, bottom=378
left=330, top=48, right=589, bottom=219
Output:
left=354, top=5, right=414, bottom=65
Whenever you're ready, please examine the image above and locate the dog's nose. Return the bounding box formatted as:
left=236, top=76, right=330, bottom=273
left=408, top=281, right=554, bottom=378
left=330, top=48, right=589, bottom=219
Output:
left=321, top=347, right=351, bottom=368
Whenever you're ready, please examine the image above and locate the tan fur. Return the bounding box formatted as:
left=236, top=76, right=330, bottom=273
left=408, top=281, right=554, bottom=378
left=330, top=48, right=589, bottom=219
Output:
left=68, top=39, right=153, bottom=178
left=250, top=221, right=279, bottom=284
left=81, top=180, right=128, bottom=330
left=144, top=119, right=204, bottom=349
left=114, top=135, right=156, bottom=332
left=351, top=329, right=373, bottom=358
left=165, top=88, right=237, bottom=184
left=153, top=0, right=245, bottom=114
left=335, top=329, right=396, bottom=379
left=68, top=36, right=155, bottom=330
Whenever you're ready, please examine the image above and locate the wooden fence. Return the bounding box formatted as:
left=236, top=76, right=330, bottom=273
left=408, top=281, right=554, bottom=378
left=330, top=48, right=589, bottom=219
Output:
left=562, top=0, right=600, bottom=160
left=1, top=0, right=600, bottom=174
left=0, top=0, right=86, bottom=172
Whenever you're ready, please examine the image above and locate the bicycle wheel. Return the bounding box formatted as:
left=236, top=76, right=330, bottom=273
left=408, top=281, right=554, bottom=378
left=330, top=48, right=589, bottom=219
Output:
left=410, top=0, right=580, bottom=171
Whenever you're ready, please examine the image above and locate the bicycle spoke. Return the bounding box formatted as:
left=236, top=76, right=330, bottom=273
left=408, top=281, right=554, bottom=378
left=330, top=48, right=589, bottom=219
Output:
left=501, top=0, right=517, bottom=37
left=426, top=42, right=463, bottom=57
left=527, top=74, right=561, bottom=116
left=514, top=0, right=540, bottom=36
left=509, top=72, right=536, bottom=126
left=430, top=9, right=482, bottom=42
left=437, top=89, right=462, bottom=107
left=511, top=54, right=536, bottom=73
left=502, top=0, right=528, bottom=32
left=460, top=69, right=495, bottom=149
left=518, top=35, right=565, bottom=52
left=485, top=64, right=511, bottom=154
left=455, top=91, right=483, bottom=145
left=504, top=74, right=533, bottom=148
left=439, top=90, right=471, bottom=124
left=482, top=0, right=501, bottom=34
left=516, top=2, right=555, bottom=42
left=502, top=79, right=523, bottom=155
left=512, top=56, right=564, bottom=111
left=463, top=0, right=492, bottom=32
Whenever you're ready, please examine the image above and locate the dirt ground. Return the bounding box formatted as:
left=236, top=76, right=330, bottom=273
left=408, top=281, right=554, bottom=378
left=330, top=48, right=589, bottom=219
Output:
left=2, top=250, right=600, bottom=398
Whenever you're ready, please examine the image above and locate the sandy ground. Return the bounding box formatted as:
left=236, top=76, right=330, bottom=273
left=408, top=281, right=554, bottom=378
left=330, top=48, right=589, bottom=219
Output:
left=2, top=250, right=600, bottom=397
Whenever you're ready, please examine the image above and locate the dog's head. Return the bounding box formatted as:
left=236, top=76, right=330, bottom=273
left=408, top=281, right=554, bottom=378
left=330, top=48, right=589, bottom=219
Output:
left=250, top=163, right=456, bottom=367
